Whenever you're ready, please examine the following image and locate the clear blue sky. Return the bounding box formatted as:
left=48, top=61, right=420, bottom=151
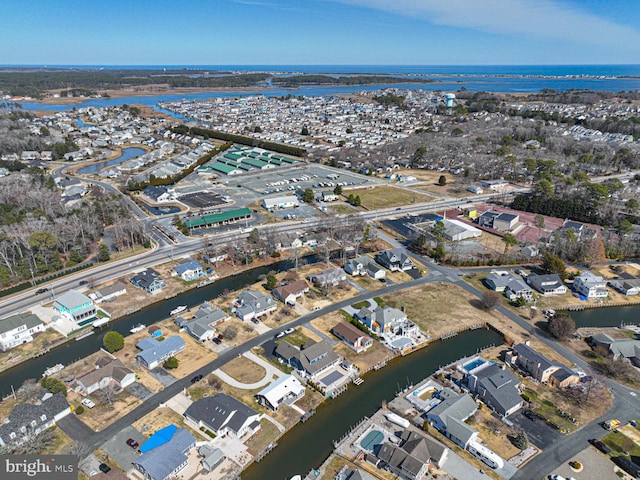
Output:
left=2, top=0, right=640, bottom=65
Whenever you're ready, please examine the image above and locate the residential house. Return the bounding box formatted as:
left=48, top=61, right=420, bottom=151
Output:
left=172, top=259, right=205, bottom=281
left=255, top=374, right=306, bottom=411
left=526, top=273, right=567, bottom=296
left=549, top=366, right=581, bottom=388
left=75, top=356, right=136, bottom=395
left=483, top=271, right=516, bottom=292
left=506, top=343, right=579, bottom=386
left=272, top=280, right=309, bottom=306
left=0, top=313, right=45, bottom=351
left=135, top=336, right=186, bottom=369
left=184, top=394, right=261, bottom=438
left=133, top=425, right=196, bottom=480
left=355, top=306, right=419, bottom=338
left=344, top=256, right=386, bottom=279
left=331, top=322, right=373, bottom=353
left=375, top=249, right=415, bottom=272
left=502, top=277, right=534, bottom=302
left=91, top=282, right=127, bottom=304
left=307, top=268, right=347, bottom=287
left=0, top=393, right=71, bottom=447
left=175, top=303, right=229, bottom=342
left=573, top=271, right=608, bottom=299
left=608, top=273, right=640, bottom=296
left=467, top=363, right=523, bottom=416
left=131, top=269, right=166, bottom=294
left=53, top=290, right=97, bottom=325
left=275, top=340, right=342, bottom=381
left=589, top=334, right=640, bottom=367
left=426, top=388, right=478, bottom=449
left=234, top=290, right=277, bottom=321
left=373, top=429, right=449, bottom=480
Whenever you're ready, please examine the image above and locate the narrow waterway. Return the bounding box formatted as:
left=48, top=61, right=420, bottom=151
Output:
left=76, top=147, right=145, bottom=174
left=570, top=304, right=640, bottom=328
left=242, top=328, right=502, bottom=480
left=0, top=258, right=307, bottom=397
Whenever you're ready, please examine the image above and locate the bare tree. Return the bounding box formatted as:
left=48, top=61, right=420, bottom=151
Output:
left=480, top=291, right=501, bottom=310
left=95, top=385, right=119, bottom=406
left=15, top=378, right=41, bottom=403
left=66, top=441, right=92, bottom=461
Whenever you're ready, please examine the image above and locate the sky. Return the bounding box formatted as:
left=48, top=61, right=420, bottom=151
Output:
left=2, top=0, right=640, bottom=65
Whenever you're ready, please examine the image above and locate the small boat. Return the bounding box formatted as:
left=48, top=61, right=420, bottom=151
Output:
left=42, top=364, right=64, bottom=377
left=130, top=323, right=146, bottom=333
left=289, top=476, right=301, bottom=480
left=170, top=305, right=187, bottom=316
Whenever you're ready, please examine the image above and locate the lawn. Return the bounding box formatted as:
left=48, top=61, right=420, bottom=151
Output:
left=219, top=356, right=266, bottom=384
left=343, top=186, right=434, bottom=209
left=245, top=418, right=281, bottom=455
left=0, top=329, right=64, bottom=375
left=282, top=326, right=320, bottom=348
left=602, top=426, right=640, bottom=459
left=330, top=203, right=358, bottom=215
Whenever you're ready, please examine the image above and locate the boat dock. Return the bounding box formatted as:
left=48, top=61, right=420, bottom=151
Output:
left=300, top=408, right=316, bottom=423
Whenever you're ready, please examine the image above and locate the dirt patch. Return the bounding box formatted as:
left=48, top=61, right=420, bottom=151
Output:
left=71, top=388, right=142, bottom=431
left=132, top=406, right=205, bottom=441
left=245, top=418, right=280, bottom=455
left=467, top=407, right=519, bottom=460
left=220, top=357, right=266, bottom=384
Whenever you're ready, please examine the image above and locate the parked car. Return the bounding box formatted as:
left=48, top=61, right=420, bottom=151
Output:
left=35, top=287, right=49, bottom=295
left=191, top=374, right=203, bottom=384
left=99, top=464, right=111, bottom=474
left=523, top=410, right=537, bottom=420
left=589, top=438, right=611, bottom=454
left=81, top=398, right=96, bottom=408
left=126, top=438, right=139, bottom=449
left=284, top=327, right=296, bottom=335
left=251, top=317, right=259, bottom=324
left=212, top=337, right=221, bottom=344
left=274, top=331, right=286, bottom=339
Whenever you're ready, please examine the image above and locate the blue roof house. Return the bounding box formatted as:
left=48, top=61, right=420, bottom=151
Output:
left=172, top=259, right=205, bottom=281
left=135, top=336, right=186, bottom=369
left=133, top=424, right=195, bottom=480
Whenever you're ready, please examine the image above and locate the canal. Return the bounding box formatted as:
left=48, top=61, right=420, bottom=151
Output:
left=570, top=304, right=640, bottom=328
left=0, top=258, right=306, bottom=397
left=242, top=328, right=502, bottom=480
left=76, top=147, right=145, bottom=174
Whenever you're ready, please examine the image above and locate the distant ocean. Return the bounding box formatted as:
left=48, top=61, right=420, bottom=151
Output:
left=11, top=64, right=640, bottom=112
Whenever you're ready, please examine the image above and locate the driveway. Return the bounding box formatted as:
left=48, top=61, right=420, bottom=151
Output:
left=148, top=366, right=177, bottom=386
left=57, top=414, right=95, bottom=442
left=125, top=382, right=154, bottom=401
left=509, top=409, right=562, bottom=450
left=101, top=425, right=146, bottom=473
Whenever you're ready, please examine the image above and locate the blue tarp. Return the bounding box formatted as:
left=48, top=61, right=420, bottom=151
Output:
left=139, top=424, right=177, bottom=453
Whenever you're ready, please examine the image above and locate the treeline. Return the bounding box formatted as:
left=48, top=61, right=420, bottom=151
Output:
left=271, top=75, right=432, bottom=87
left=511, top=194, right=603, bottom=225
left=176, top=125, right=306, bottom=157
left=127, top=142, right=232, bottom=191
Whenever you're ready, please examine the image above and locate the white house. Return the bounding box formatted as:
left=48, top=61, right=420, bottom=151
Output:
left=75, top=355, right=136, bottom=395
left=262, top=196, right=300, bottom=210
left=0, top=313, right=46, bottom=351
left=573, top=271, right=608, bottom=299
left=172, top=258, right=205, bottom=281
left=527, top=273, right=567, bottom=296
left=255, top=375, right=305, bottom=411
left=234, top=290, right=277, bottom=321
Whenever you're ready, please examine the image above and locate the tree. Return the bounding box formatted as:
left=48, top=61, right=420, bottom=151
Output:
left=333, top=185, right=342, bottom=195
left=626, top=198, right=639, bottom=214
left=265, top=274, right=278, bottom=290
left=95, top=385, right=119, bottom=405
left=353, top=195, right=361, bottom=207
left=480, top=290, right=501, bottom=310
left=98, top=242, right=110, bottom=262
left=163, top=356, right=179, bottom=370
left=223, top=325, right=238, bottom=341
left=540, top=251, right=567, bottom=280
left=302, top=188, right=314, bottom=203
left=103, top=331, right=124, bottom=353
left=15, top=378, right=41, bottom=402
left=548, top=314, right=576, bottom=340
left=513, top=431, right=529, bottom=450
left=41, top=377, right=67, bottom=396
left=66, top=441, right=91, bottom=461
left=502, top=232, right=518, bottom=255
left=438, top=175, right=447, bottom=186
left=300, top=126, right=310, bottom=136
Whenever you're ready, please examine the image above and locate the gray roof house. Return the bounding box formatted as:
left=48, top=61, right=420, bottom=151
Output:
left=526, top=273, right=567, bottom=296
left=53, top=290, right=97, bottom=325
left=426, top=388, right=478, bottom=449
left=467, top=363, right=523, bottom=416
left=504, top=277, right=534, bottom=302
left=0, top=313, right=46, bottom=351
left=184, top=394, right=261, bottom=438
left=75, top=356, right=136, bottom=395
left=135, top=336, right=186, bottom=369
left=175, top=303, right=229, bottom=342
left=0, top=392, right=71, bottom=447
left=506, top=343, right=558, bottom=383
left=234, top=290, right=277, bottom=321
left=133, top=425, right=195, bottom=480
left=92, top=281, right=127, bottom=303
left=483, top=271, right=517, bottom=292
left=275, top=340, right=342, bottom=381
left=130, top=268, right=166, bottom=294
left=307, top=268, right=347, bottom=287
left=589, top=334, right=640, bottom=367
left=355, top=306, right=419, bottom=339
left=373, top=429, right=448, bottom=480
left=344, top=256, right=386, bottom=279
left=375, top=249, right=415, bottom=272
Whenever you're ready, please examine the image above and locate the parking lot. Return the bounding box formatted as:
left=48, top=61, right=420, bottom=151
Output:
left=178, top=191, right=227, bottom=209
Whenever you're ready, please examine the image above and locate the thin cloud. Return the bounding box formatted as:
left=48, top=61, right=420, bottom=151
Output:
left=333, top=0, right=640, bottom=49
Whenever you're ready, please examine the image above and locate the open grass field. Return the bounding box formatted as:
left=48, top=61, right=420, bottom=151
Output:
left=344, top=186, right=435, bottom=209
left=602, top=426, right=640, bottom=459
left=220, top=356, right=266, bottom=384
left=330, top=203, right=359, bottom=215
